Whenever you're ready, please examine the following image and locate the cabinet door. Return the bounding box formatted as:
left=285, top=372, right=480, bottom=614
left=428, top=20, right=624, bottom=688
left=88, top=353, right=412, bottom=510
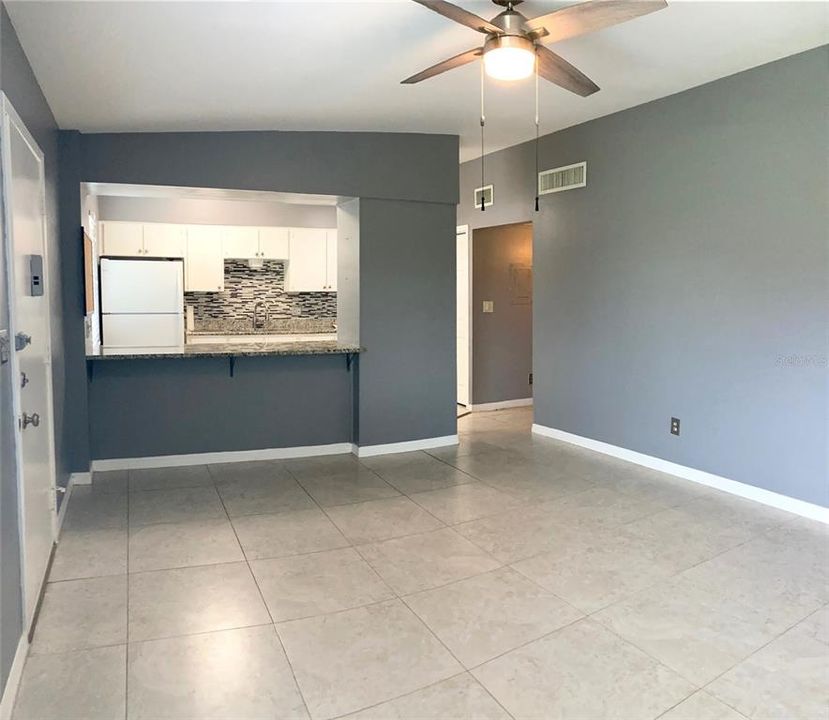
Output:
left=258, top=227, right=290, bottom=259
left=325, top=230, right=337, bottom=291
left=221, top=227, right=259, bottom=258
left=186, top=226, right=225, bottom=292
left=100, top=221, right=144, bottom=257
left=286, top=229, right=327, bottom=292
left=143, top=223, right=186, bottom=258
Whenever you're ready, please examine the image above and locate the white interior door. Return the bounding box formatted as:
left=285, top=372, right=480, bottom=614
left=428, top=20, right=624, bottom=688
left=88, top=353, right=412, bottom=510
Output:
left=457, top=225, right=470, bottom=406
left=2, top=95, right=57, bottom=630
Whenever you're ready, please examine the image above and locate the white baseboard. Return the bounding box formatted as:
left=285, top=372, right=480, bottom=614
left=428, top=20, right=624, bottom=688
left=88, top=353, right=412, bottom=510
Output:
left=469, top=398, right=533, bottom=412
left=0, top=633, right=28, bottom=720
left=532, top=424, right=829, bottom=524
left=91, top=442, right=354, bottom=471
left=70, top=471, right=91, bottom=486
left=353, top=435, right=459, bottom=458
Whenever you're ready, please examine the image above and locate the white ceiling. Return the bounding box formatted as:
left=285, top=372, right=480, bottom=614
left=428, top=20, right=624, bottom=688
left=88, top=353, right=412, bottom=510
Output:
left=6, top=1, right=828, bottom=162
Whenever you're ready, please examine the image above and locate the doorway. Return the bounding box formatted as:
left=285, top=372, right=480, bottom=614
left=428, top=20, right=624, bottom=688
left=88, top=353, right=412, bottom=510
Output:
left=1, top=95, right=58, bottom=631
left=469, top=222, right=533, bottom=411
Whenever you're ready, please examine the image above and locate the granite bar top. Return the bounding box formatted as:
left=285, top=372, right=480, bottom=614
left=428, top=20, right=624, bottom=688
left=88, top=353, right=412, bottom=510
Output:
left=87, top=340, right=362, bottom=360
left=188, top=318, right=336, bottom=336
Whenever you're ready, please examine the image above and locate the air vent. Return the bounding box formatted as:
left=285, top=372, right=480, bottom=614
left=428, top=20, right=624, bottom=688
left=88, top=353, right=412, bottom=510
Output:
left=538, top=162, right=587, bottom=195
left=474, top=184, right=494, bottom=209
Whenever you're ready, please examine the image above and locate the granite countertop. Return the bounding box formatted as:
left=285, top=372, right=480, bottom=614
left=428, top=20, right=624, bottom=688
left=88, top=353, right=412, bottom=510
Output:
left=87, top=340, right=362, bottom=360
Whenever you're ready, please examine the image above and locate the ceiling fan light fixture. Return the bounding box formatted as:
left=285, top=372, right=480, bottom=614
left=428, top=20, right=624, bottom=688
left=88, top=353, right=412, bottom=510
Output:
left=483, top=35, right=535, bottom=81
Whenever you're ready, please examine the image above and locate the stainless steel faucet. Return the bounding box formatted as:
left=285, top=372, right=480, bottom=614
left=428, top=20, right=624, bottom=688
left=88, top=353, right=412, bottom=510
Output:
left=253, top=301, right=269, bottom=330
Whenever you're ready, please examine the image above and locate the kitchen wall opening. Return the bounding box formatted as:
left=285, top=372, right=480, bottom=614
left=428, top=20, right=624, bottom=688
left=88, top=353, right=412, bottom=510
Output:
left=79, top=184, right=359, bottom=354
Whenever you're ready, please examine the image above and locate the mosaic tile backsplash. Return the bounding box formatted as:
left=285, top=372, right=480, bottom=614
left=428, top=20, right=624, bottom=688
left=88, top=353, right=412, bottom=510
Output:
left=185, top=260, right=336, bottom=326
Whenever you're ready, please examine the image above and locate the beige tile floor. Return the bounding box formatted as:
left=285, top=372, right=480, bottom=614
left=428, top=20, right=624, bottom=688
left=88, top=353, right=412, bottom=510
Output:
left=12, top=407, right=828, bottom=720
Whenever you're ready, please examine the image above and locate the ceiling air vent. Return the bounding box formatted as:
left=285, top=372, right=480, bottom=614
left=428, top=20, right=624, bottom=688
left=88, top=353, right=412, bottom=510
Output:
left=538, top=162, right=587, bottom=195
left=474, top=184, right=494, bottom=209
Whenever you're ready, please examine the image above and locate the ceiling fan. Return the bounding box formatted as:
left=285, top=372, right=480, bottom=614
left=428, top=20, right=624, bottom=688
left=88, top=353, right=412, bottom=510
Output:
left=402, top=0, right=667, bottom=96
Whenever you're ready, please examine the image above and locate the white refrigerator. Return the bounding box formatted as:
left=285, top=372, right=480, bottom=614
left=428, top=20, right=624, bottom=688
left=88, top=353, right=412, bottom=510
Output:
left=100, top=258, right=185, bottom=348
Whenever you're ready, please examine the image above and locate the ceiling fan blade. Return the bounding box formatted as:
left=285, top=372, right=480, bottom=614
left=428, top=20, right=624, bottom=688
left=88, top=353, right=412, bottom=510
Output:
left=411, top=0, right=502, bottom=35
left=526, top=0, right=667, bottom=43
left=402, top=47, right=482, bottom=84
left=536, top=45, right=599, bottom=97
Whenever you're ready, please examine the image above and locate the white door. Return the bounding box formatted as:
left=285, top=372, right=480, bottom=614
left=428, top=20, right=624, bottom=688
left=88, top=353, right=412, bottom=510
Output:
left=102, top=314, right=183, bottom=348
left=221, top=226, right=259, bottom=259
left=286, top=229, right=327, bottom=292
left=325, top=230, right=338, bottom=291
left=457, top=225, right=470, bottom=406
left=258, top=227, right=290, bottom=259
left=187, top=226, right=225, bottom=292
left=2, top=96, right=57, bottom=630
left=143, top=223, right=186, bottom=258
left=100, top=221, right=143, bottom=257
left=100, top=259, right=183, bottom=314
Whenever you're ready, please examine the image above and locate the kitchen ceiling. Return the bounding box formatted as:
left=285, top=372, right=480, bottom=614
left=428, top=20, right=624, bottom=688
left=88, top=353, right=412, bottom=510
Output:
left=5, top=1, right=827, bottom=162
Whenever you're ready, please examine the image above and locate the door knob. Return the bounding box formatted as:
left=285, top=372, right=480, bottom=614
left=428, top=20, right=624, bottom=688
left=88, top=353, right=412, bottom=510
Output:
left=20, top=371, right=29, bottom=388
left=21, top=412, right=40, bottom=429
left=15, top=333, right=31, bottom=351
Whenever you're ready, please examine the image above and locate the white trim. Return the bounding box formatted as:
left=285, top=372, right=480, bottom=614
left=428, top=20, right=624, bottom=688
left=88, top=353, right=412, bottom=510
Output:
left=532, top=423, right=829, bottom=524
left=54, top=472, right=91, bottom=536
left=0, top=633, right=28, bottom=720
left=470, top=398, right=533, bottom=412
left=473, top=184, right=494, bottom=209
left=90, top=442, right=353, bottom=471
left=353, top=435, right=459, bottom=458
left=456, top=223, right=471, bottom=407
left=70, top=471, right=92, bottom=486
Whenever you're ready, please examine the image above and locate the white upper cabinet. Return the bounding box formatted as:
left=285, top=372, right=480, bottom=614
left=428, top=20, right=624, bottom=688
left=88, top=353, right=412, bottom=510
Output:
left=100, top=221, right=144, bottom=256
left=285, top=228, right=336, bottom=292
left=258, top=227, right=290, bottom=259
left=100, top=221, right=185, bottom=258
left=325, top=230, right=338, bottom=292
left=286, top=229, right=327, bottom=292
left=222, top=226, right=290, bottom=259
left=221, top=227, right=259, bottom=259
left=185, top=226, right=225, bottom=292
left=143, top=223, right=186, bottom=258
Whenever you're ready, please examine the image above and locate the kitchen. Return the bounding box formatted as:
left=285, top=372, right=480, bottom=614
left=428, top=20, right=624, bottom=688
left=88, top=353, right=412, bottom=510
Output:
left=83, top=184, right=359, bottom=358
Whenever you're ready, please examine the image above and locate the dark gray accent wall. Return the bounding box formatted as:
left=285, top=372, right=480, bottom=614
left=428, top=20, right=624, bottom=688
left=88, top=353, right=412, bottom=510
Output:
left=0, top=4, right=63, bottom=697
left=472, top=223, right=533, bottom=405
left=460, top=46, right=829, bottom=507
left=58, top=129, right=459, bottom=457
left=88, top=356, right=352, bottom=459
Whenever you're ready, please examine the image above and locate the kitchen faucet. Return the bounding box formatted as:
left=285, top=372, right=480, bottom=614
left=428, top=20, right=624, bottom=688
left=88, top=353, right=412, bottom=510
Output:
left=253, top=301, right=269, bottom=330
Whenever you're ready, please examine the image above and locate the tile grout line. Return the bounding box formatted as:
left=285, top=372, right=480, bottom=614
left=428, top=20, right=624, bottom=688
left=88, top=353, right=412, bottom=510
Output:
left=124, top=469, right=131, bottom=720
left=209, top=464, right=316, bottom=720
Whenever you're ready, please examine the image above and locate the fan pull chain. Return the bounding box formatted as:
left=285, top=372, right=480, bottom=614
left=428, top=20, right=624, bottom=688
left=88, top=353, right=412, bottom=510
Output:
left=534, top=52, right=540, bottom=213
left=480, top=59, right=486, bottom=212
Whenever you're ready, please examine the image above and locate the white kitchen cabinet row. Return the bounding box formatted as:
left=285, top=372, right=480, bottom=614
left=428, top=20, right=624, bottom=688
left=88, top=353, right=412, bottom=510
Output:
left=99, top=221, right=337, bottom=293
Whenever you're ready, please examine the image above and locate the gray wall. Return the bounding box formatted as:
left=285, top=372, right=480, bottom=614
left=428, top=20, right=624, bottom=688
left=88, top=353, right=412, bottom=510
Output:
left=97, top=195, right=337, bottom=228
left=0, top=3, right=64, bottom=697
left=460, top=46, right=829, bottom=507
left=356, top=198, right=457, bottom=444
left=472, top=223, right=533, bottom=405
left=58, top=130, right=459, bottom=457
left=88, top=356, right=352, bottom=459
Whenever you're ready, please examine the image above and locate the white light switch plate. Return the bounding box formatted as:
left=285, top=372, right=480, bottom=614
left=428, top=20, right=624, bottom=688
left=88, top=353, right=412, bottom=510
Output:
left=483, top=301, right=494, bottom=313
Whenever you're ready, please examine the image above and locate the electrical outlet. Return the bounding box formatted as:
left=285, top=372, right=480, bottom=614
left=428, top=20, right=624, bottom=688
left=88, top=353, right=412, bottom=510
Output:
left=528, top=372, right=533, bottom=385
left=670, top=417, right=680, bottom=436
left=482, top=300, right=494, bottom=313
